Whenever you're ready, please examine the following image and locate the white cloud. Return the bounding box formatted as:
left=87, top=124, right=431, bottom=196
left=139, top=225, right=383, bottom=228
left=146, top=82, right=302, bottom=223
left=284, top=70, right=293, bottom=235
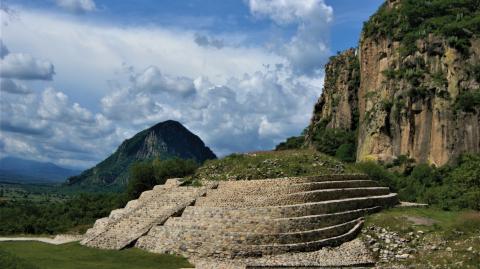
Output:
left=248, top=0, right=333, bottom=75
left=0, top=53, right=55, bottom=80
left=0, top=87, right=118, bottom=168
left=0, top=5, right=330, bottom=167
left=100, top=65, right=322, bottom=156
left=134, top=66, right=196, bottom=97
left=56, top=0, right=96, bottom=13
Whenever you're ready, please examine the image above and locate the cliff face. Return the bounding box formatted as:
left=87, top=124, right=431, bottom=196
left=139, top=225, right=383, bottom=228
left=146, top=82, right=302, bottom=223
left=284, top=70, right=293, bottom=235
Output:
left=67, top=120, right=216, bottom=186
left=357, top=35, right=480, bottom=165
left=307, top=0, right=480, bottom=166
left=305, top=48, right=360, bottom=143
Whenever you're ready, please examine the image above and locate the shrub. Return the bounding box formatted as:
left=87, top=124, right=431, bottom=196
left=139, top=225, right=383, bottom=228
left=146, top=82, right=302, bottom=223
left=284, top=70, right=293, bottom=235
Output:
left=275, top=136, right=305, bottom=151
left=354, top=161, right=399, bottom=190
left=454, top=90, right=480, bottom=113
left=126, top=162, right=156, bottom=200
left=355, top=154, right=480, bottom=211
left=126, top=158, right=198, bottom=200
left=311, top=128, right=356, bottom=156
left=335, top=143, right=356, bottom=163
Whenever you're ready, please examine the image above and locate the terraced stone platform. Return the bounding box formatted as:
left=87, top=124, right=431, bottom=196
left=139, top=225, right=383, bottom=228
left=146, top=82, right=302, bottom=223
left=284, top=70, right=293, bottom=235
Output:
left=82, top=174, right=398, bottom=267
left=135, top=174, right=398, bottom=259
left=81, top=179, right=217, bottom=250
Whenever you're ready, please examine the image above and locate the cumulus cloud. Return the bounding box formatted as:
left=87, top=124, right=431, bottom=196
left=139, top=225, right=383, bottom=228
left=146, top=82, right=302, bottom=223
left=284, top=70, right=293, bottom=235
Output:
left=0, top=87, right=118, bottom=168
left=194, top=33, right=225, bottom=49
left=56, top=0, right=96, bottom=13
left=133, top=66, right=196, bottom=97
left=248, top=0, right=333, bottom=75
left=100, top=65, right=322, bottom=156
left=0, top=78, right=32, bottom=94
left=0, top=53, right=55, bottom=80
left=0, top=5, right=329, bottom=166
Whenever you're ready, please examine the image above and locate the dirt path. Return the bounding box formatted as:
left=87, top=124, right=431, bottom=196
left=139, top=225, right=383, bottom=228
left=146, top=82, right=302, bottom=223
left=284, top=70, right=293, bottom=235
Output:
left=0, top=235, right=83, bottom=245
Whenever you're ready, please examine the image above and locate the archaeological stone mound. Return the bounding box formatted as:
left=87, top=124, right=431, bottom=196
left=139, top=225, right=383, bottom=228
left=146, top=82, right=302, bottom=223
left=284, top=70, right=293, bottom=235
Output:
left=82, top=174, right=398, bottom=259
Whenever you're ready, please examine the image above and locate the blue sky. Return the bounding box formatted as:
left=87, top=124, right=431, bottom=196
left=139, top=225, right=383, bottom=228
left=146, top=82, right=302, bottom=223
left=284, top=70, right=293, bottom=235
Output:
left=0, top=0, right=383, bottom=168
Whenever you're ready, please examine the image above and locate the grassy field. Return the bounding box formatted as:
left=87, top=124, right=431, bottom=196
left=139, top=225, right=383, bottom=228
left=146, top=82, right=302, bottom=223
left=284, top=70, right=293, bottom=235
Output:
left=0, top=241, right=193, bottom=269
left=189, top=149, right=358, bottom=183
left=363, top=207, right=480, bottom=268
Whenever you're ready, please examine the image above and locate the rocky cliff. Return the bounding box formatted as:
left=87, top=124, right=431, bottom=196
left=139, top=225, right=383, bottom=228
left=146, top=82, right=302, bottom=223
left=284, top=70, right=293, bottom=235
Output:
left=67, top=120, right=216, bottom=186
left=305, top=48, right=360, bottom=142
left=307, top=0, right=480, bottom=166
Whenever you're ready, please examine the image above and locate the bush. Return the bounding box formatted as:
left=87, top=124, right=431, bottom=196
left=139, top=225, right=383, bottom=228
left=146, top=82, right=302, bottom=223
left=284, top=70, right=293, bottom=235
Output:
left=275, top=136, right=305, bottom=151
left=126, top=158, right=198, bottom=200
left=454, top=90, right=480, bottom=113
left=126, top=162, right=156, bottom=200
left=311, top=128, right=356, bottom=156
left=354, top=154, right=480, bottom=211
left=354, top=161, right=399, bottom=190
left=335, top=143, right=356, bottom=163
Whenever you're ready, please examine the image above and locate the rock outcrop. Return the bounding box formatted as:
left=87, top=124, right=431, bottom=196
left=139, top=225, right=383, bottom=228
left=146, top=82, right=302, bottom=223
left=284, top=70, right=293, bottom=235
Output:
left=306, top=48, right=360, bottom=141
left=67, top=120, right=216, bottom=186
left=306, top=0, right=480, bottom=166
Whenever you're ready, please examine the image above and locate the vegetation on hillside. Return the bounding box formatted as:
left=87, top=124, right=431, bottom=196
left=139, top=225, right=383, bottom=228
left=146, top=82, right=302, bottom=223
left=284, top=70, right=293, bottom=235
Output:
left=188, top=149, right=355, bottom=183
left=364, top=0, right=480, bottom=56
left=0, top=193, right=124, bottom=235
left=0, top=242, right=193, bottom=269
left=353, top=154, right=480, bottom=210
left=0, top=158, right=199, bottom=235
left=275, top=135, right=305, bottom=151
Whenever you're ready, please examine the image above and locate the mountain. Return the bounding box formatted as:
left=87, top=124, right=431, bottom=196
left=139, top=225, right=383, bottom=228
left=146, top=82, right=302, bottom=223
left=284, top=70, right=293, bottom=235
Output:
left=306, top=0, right=480, bottom=166
left=67, top=120, right=216, bottom=186
left=0, top=157, right=81, bottom=183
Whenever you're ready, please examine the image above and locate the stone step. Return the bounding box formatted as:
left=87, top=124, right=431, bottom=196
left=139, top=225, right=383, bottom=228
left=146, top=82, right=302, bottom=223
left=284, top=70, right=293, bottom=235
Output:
left=81, top=185, right=212, bottom=250
left=137, top=219, right=364, bottom=258
left=195, top=187, right=391, bottom=207
left=183, top=193, right=398, bottom=219
left=214, top=174, right=369, bottom=190
left=147, top=218, right=361, bottom=247
left=198, top=180, right=380, bottom=201
left=165, top=206, right=381, bottom=233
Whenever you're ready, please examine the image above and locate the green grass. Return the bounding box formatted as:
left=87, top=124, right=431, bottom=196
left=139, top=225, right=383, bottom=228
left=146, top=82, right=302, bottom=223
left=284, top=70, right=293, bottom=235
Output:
left=189, top=149, right=358, bottom=183
left=365, top=207, right=478, bottom=234
left=0, top=241, right=193, bottom=269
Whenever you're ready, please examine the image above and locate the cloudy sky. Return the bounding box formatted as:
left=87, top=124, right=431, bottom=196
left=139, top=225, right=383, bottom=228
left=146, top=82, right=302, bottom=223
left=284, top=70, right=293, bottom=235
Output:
left=0, top=0, right=383, bottom=169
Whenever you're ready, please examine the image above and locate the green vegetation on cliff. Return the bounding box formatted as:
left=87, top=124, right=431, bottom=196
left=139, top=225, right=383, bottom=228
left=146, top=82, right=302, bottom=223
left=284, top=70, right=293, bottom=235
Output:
left=364, top=0, right=480, bottom=56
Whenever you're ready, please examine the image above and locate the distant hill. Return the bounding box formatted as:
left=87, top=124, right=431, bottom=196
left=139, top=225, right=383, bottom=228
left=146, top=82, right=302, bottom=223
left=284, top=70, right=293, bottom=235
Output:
left=0, top=157, right=81, bottom=183
left=67, top=120, right=216, bottom=186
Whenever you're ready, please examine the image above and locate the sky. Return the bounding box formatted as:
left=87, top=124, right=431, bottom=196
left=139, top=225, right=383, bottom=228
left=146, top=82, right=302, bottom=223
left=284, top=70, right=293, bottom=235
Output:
left=0, top=0, right=383, bottom=169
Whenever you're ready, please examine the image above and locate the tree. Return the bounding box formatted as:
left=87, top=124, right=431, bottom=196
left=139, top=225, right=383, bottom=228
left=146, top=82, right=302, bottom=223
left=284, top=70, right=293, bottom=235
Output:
left=126, top=162, right=156, bottom=200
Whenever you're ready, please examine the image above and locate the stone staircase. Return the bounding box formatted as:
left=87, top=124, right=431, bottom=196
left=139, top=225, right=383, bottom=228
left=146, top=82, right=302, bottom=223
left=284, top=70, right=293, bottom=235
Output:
left=135, top=174, right=398, bottom=259
left=80, top=179, right=216, bottom=250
